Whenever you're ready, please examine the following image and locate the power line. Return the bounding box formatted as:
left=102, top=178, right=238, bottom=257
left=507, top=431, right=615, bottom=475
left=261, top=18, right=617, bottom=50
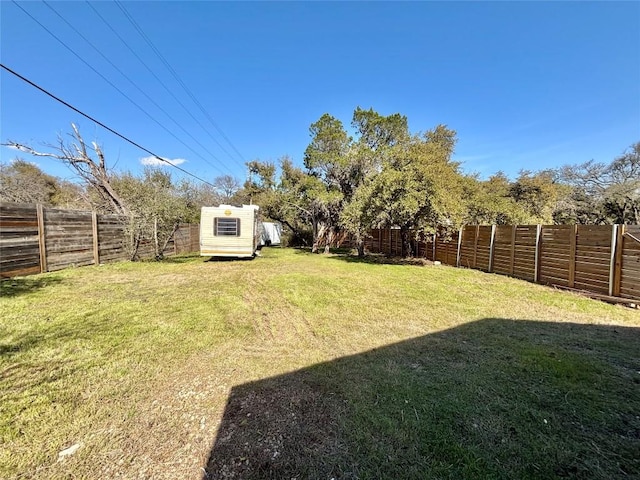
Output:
left=1, top=63, right=215, bottom=187
left=85, top=1, right=246, bottom=172
left=12, top=1, right=226, bottom=177
left=115, top=1, right=248, bottom=165
left=42, top=1, right=233, bottom=174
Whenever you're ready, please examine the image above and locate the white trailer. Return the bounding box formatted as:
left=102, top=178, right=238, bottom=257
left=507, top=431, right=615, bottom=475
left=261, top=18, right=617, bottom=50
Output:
left=200, top=205, right=262, bottom=258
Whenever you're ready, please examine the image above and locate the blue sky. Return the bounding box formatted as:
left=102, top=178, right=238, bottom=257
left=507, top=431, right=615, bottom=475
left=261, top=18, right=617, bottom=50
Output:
left=1, top=1, right=639, bottom=185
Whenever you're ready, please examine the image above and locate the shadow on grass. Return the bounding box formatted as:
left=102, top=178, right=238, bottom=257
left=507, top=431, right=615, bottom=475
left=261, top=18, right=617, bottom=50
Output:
left=203, top=319, right=640, bottom=480
left=328, top=252, right=433, bottom=267
left=160, top=254, right=202, bottom=264
left=205, top=256, right=256, bottom=263
left=0, top=275, right=63, bottom=298
left=0, top=314, right=121, bottom=360
left=292, top=247, right=353, bottom=255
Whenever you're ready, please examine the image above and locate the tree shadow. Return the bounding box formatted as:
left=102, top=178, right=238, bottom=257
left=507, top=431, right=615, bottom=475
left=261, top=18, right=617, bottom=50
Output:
left=203, top=319, right=640, bottom=479
left=328, top=253, right=433, bottom=267
left=0, top=275, right=63, bottom=298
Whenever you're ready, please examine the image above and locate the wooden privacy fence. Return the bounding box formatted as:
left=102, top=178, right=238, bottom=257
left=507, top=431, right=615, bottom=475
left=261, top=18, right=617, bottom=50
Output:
left=0, top=203, right=200, bottom=278
left=363, top=225, right=640, bottom=302
left=362, top=228, right=460, bottom=266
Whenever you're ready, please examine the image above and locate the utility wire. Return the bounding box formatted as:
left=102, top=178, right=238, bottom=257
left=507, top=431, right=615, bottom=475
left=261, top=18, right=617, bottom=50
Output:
left=42, top=1, right=232, bottom=174
left=85, top=1, right=246, bottom=172
left=12, top=1, right=226, bottom=177
left=1, top=63, right=215, bottom=187
left=115, top=1, right=248, bottom=165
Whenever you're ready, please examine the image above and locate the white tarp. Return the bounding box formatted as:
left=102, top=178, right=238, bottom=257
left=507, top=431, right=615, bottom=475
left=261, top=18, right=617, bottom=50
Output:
left=261, top=222, right=282, bottom=246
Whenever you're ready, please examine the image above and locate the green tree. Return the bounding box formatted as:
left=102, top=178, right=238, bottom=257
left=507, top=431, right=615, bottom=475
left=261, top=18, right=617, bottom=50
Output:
left=508, top=170, right=566, bottom=224
left=113, top=168, right=193, bottom=260
left=462, top=173, right=521, bottom=225
left=348, top=125, right=465, bottom=257
left=338, top=109, right=413, bottom=255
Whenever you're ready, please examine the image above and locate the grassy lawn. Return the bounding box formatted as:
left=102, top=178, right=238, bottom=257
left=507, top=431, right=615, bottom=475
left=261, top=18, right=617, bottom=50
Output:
left=1, top=248, right=638, bottom=479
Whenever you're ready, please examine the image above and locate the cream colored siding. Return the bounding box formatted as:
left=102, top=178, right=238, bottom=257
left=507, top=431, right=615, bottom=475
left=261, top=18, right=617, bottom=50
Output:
left=200, top=205, right=259, bottom=257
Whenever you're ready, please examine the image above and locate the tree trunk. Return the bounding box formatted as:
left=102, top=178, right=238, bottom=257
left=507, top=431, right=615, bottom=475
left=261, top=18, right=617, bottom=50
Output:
left=160, top=222, right=180, bottom=258
left=153, top=216, right=161, bottom=260
left=130, top=229, right=141, bottom=261
left=400, top=227, right=413, bottom=258
left=356, top=238, right=365, bottom=257
left=311, top=219, right=320, bottom=253
left=323, top=229, right=334, bottom=254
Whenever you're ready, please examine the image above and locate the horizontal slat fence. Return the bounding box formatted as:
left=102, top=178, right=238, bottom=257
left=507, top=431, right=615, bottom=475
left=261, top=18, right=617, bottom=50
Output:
left=457, top=224, right=638, bottom=303
left=619, top=225, right=640, bottom=301
left=0, top=203, right=41, bottom=277
left=0, top=202, right=200, bottom=278
left=44, top=208, right=95, bottom=271
left=174, top=224, right=200, bottom=254
left=364, top=228, right=458, bottom=266
left=361, top=224, right=638, bottom=303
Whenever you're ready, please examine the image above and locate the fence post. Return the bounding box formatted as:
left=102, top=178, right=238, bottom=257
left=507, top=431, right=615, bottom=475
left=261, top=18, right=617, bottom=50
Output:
left=473, top=225, right=480, bottom=269
left=609, top=225, right=618, bottom=296
left=488, top=225, right=496, bottom=272
left=92, top=211, right=100, bottom=265
left=456, top=227, right=463, bottom=267
left=433, top=233, right=437, bottom=261
left=36, top=204, right=47, bottom=273
left=509, top=225, right=517, bottom=275
left=612, top=225, right=625, bottom=297
left=534, top=225, right=542, bottom=283
left=568, top=224, right=578, bottom=288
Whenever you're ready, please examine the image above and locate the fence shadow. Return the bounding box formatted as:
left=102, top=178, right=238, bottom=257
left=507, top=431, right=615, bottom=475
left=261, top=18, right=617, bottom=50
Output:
left=203, top=319, right=640, bottom=479
left=0, top=275, right=63, bottom=298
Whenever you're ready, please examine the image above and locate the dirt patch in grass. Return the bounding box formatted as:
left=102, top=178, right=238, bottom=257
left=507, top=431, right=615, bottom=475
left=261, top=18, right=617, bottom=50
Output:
left=204, top=373, right=346, bottom=480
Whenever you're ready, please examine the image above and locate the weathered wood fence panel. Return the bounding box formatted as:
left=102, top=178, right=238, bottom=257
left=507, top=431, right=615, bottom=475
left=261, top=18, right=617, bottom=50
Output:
left=434, top=232, right=459, bottom=266
left=539, top=225, right=572, bottom=287
left=0, top=202, right=200, bottom=278
left=174, top=224, right=200, bottom=254
left=44, top=208, right=95, bottom=271
left=492, top=225, right=515, bottom=276
left=0, top=203, right=41, bottom=278
left=619, top=225, right=640, bottom=300
left=512, top=225, right=537, bottom=282
left=97, top=215, right=128, bottom=263
left=573, top=225, right=612, bottom=295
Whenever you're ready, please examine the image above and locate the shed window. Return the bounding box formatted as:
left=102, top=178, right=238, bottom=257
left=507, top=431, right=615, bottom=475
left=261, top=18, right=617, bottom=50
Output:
left=214, top=217, right=240, bottom=236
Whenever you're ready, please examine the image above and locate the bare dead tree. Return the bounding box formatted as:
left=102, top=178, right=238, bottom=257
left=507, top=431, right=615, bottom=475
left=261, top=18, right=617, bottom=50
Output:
left=213, top=174, right=241, bottom=202
left=3, top=123, right=129, bottom=215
